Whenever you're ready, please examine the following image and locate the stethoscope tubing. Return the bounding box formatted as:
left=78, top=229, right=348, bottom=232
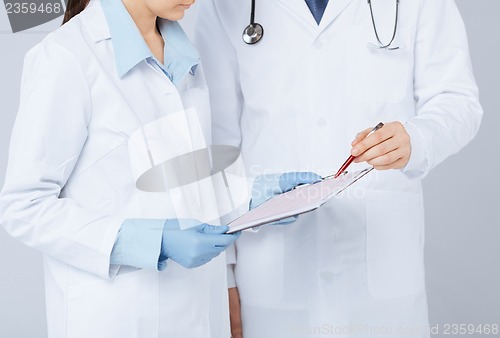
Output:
left=368, top=0, right=400, bottom=50
left=250, top=0, right=256, bottom=24
left=243, top=0, right=401, bottom=50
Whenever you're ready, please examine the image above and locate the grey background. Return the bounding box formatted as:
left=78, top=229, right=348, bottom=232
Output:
left=0, top=1, right=498, bottom=337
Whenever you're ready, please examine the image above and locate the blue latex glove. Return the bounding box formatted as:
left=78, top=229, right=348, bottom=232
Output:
left=161, top=219, right=240, bottom=269
left=279, top=172, right=323, bottom=193
left=250, top=172, right=322, bottom=224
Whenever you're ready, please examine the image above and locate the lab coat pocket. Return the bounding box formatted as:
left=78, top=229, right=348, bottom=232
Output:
left=235, top=229, right=285, bottom=306
left=365, top=190, right=425, bottom=299
left=66, top=268, right=158, bottom=338
left=345, top=27, right=410, bottom=103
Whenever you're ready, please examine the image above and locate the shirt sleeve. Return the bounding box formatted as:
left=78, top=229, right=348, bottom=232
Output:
left=402, top=0, right=483, bottom=179
left=110, top=219, right=167, bottom=271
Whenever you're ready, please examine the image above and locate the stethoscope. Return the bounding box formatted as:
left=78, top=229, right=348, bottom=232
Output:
left=367, top=0, right=400, bottom=50
left=242, top=0, right=264, bottom=44
left=242, top=0, right=400, bottom=50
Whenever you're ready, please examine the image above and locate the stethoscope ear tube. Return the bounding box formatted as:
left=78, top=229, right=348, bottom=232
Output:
left=243, top=0, right=399, bottom=48
left=368, top=0, right=400, bottom=50
left=242, top=0, right=264, bottom=44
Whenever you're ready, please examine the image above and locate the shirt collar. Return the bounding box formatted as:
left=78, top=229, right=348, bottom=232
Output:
left=100, top=0, right=200, bottom=82
left=159, top=19, right=200, bottom=85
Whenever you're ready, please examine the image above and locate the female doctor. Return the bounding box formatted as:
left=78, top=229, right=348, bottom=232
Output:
left=0, top=0, right=242, bottom=337
left=194, top=0, right=483, bottom=337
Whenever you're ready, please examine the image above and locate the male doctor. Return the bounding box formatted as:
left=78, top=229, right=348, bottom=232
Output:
left=194, top=0, right=482, bottom=337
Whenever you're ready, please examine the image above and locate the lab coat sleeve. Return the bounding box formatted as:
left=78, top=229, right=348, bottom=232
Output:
left=194, top=0, right=244, bottom=148
left=226, top=244, right=237, bottom=288
left=401, top=122, right=428, bottom=175
left=404, top=0, right=483, bottom=179
left=195, top=2, right=247, bottom=284
left=0, top=42, right=122, bottom=280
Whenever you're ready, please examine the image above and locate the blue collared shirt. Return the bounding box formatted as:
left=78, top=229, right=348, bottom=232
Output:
left=103, top=0, right=200, bottom=270
left=101, top=0, right=200, bottom=85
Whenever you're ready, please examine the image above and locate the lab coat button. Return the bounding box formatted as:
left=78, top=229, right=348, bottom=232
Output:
left=320, top=270, right=334, bottom=282
left=317, top=118, right=327, bottom=127
left=315, top=40, right=326, bottom=49
left=201, top=318, right=209, bottom=328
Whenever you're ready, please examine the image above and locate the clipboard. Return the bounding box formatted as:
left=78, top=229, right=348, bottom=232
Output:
left=226, top=167, right=373, bottom=233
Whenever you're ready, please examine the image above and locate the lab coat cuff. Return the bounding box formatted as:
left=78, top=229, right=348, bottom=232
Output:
left=110, top=219, right=167, bottom=271
left=226, top=243, right=237, bottom=265
left=227, top=264, right=237, bottom=288
left=401, top=121, right=430, bottom=179
left=108, top=264, right=121, bottom=278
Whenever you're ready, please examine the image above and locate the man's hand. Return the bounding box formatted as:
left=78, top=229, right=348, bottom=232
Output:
left=351, top=121, right=411, bottom=170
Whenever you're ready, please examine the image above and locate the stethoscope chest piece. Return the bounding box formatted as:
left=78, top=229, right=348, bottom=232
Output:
left=242, top=22, right=264, bottom=45
left=243, top=0, right=264, bottom=45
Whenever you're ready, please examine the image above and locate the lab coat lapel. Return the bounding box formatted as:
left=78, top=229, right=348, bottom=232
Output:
left=318, top=0, right=356, bottom=31
left=84, top=0, right=111, bottom=42
left=275, top=0, right=318, bottom=28
left=275, top=0, right=356, bottom=32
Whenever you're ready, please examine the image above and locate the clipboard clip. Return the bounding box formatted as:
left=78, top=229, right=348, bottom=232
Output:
left=292, top=170, right=349, bottom=190
left=322, top=171, right=348, bottom=181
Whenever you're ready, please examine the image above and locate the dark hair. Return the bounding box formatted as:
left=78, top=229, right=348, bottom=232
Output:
left=62, top=0, right=90, bottom=24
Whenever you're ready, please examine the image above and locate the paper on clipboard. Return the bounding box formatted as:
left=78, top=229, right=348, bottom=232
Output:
left=226, top=167, right=373, bottom=233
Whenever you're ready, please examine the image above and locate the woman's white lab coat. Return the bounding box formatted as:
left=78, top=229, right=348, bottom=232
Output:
left=0, top=1, right=230, bottom=337
left=194, top=0, right=482, bottom=337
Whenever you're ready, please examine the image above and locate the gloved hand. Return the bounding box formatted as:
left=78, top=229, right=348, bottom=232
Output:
left=250, top=172, right=322, bottom=224
left=279, top=172, right=323, bottom=193
left=161, top=219, right=240, bottom=269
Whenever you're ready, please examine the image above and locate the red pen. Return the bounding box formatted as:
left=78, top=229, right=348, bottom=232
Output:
left=333, top=122, right=384, bottom=179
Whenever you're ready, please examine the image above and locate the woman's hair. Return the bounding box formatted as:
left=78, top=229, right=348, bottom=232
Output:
left=62, top=0, right=91, bottom=24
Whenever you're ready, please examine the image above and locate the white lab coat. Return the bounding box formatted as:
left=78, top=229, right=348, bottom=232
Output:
left=194, top=0, right=482, bottom=337
left=0, top=1, right=230, bottom=337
